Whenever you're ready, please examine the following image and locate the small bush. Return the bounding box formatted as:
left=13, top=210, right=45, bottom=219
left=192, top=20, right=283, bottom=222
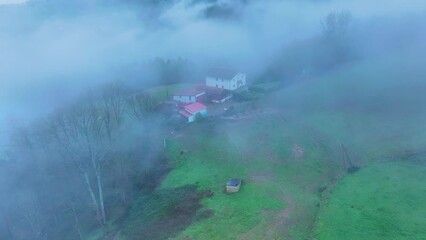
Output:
left=250, top=81, right=283, bottom=93
left=234, top=91, right=263, bottom=102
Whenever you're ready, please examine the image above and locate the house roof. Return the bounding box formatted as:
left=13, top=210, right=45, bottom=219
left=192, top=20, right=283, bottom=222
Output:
left=179, top=110, right=192, bottom=118
left=207, top=68, right=238, bottom=79
left=194, top=84, right=206, bottom=91
left=173, top=88, right=205, bottom=97
left=184, top=102, right=207, bottom=113
left=226, top=178, right=241, bottom=187
left=205, top=86, right=225, bottom=95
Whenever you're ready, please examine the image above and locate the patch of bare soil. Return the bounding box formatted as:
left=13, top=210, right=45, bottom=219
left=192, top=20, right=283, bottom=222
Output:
left=292, top=144, right=304, bottom=160
left=119, top=185, right=214, bottom=240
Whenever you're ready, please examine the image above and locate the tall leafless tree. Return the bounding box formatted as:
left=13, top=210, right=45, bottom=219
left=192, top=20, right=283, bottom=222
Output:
left=322, top=11, right=353, bottom=40
left=127, top=93, right=157, bottom=121
left=16, top=190, right=47, bottom=240
left=100, top=81, right=128, bottom=140
left=46, top=100, right=111, bottom=225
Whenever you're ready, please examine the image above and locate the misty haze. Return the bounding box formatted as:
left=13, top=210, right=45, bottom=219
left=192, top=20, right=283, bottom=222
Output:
left=1, top=0, right=426, bottom=239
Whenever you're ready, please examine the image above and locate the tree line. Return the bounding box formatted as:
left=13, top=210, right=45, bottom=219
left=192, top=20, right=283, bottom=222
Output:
left=0, top=81, right=164, bottom=240
left=260, top=11, right=357, bottom=84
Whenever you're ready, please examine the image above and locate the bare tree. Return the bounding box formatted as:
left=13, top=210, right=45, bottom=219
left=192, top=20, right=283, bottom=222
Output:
left=322, top=11, right=352, bottom=40
left=47, top=100, right=111, bottom=225
left=318, top=11, right=356, bottom=68
left=100, top=81, right=128, bottom=140
left=127, top=93, right=157, bottom=121
left=15, top=190, right=47, bottom=240
left=0, top=176, right=15, bottom=240
left=9, top=126, right=38, bottom=163
left=63, top=196, right=84, bottom=240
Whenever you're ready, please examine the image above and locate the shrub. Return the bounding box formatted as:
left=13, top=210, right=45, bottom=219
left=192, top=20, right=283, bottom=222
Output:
left=234, top=91, right=263, bottom=102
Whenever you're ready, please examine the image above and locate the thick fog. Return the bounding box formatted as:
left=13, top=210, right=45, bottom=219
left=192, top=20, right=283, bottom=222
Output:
left=1, top=0, right=426, bottom=239
left=1, top=0, right=426, bottom=135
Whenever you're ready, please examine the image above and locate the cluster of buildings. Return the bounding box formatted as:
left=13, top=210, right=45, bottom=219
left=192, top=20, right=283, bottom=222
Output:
left=172, top=68, right=247, bottom=123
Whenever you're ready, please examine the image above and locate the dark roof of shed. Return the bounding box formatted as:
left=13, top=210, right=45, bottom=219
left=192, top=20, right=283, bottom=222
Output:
left=179, top=110, right=192, bottom=118
left=226, top=178, right=241, bottom=187
left=205, top=86, right=225, bottom=95
left=207, top=68, right=237, bottom=79
left=173, top=88, right=205, bottom=97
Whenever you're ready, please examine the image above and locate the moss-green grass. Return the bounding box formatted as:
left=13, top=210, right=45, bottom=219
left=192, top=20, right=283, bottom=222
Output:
left=251, top=81, right=283, bottom=92
left=315, top=162, right=426, bottom=240
left=275, top=48, right=426, bottom=165
left=271, top=48, right=426, bottom=239
left=115, top=47, right=426, bottom=240
left=162, top=123, right=284, bottom=239
left=161, top=116, right=339, bottom=240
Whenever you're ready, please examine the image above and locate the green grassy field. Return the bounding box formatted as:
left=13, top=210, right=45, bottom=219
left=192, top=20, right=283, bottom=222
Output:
left=159, top=116, right=340, bottom=240
left=273, top=49, right=426, bottom=239
left=162, top=47, right=426, bottom=239
left=113, top=48, right=426, bottom=240
left=315, top=162, right=426, bottom=240
left=276, top=49, right=426, bottom=165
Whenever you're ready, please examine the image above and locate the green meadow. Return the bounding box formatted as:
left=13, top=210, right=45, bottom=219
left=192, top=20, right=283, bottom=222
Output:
left=162, top=116, right=339, bottom=240
left=315, top=162, right=426, bottom=240
left=116, top=48, right=426, bottom=239
left=279, top=49, right=426, bottom=239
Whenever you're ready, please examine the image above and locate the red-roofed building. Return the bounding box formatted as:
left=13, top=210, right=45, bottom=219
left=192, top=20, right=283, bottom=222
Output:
left=172, top=88, right=205, bottom=104
left=179, top=103, right=208, bottom=123
left=179, top=110, right=192, bottom=118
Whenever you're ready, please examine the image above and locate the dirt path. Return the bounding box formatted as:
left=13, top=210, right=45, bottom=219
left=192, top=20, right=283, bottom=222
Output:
left=238, top=188, right=294, bottom=240
left=264, top=194, right=295, bottom=239
left=307, top=173, right=345, bottom=240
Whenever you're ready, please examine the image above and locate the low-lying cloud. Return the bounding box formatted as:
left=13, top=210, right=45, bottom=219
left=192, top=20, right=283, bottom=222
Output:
left=1, top=0, right=426, bottom=147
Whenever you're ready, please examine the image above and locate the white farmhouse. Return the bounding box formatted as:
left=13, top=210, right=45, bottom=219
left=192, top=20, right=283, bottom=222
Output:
left=206, top=68, right=246, bottom=91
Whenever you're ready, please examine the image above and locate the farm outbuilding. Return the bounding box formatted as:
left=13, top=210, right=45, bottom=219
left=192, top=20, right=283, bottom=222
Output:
left=172, top=88, right=206, bottom=104
left=178, top=102, right=208, bottom=123
left=226, top=178, right=242, bottom=193
left=206, top=86, right=232, bottom=103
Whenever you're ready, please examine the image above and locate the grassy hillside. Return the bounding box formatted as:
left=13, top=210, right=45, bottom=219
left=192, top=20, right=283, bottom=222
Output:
left=275, top=48, right=426, bottom=165
left=272, top=48, right=426, bottom=239
left=114, top=48, right=426, bottom=240
left=162, top=117, right=339, bottom=240
left=315, top=162, right=426, bottom=240
left=117, top=114, right=341, bottom=240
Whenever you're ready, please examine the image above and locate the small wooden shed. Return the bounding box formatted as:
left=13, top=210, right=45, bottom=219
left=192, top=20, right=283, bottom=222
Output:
left=226, top=178, right=242, bottom=193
